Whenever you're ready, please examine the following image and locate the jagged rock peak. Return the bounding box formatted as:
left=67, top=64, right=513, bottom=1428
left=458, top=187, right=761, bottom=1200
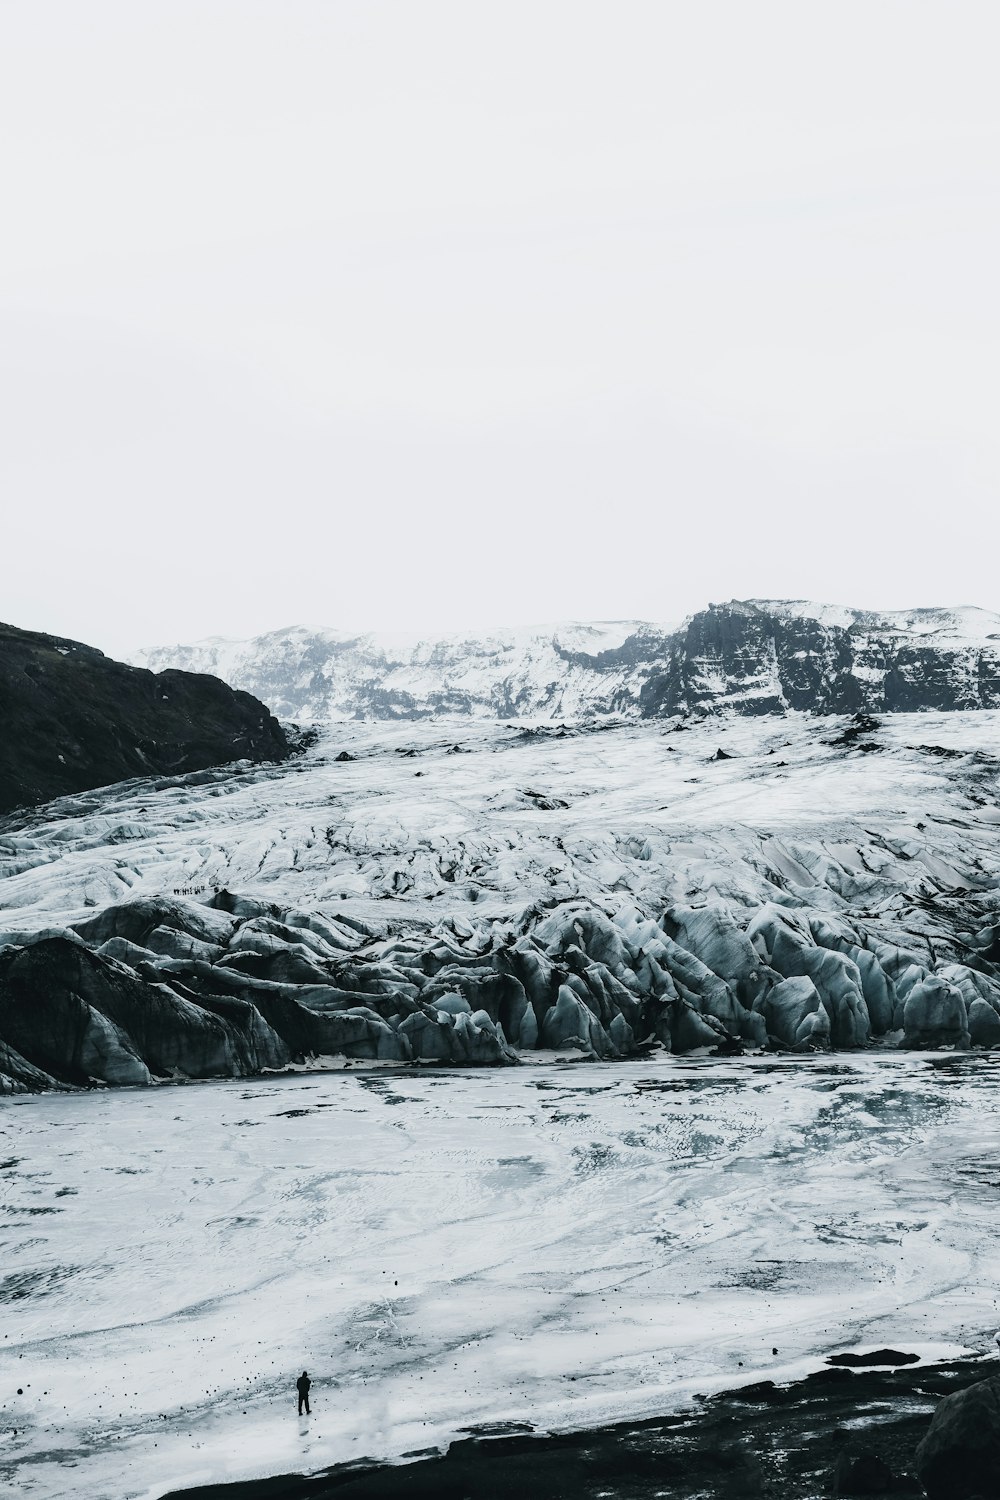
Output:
left=639, top=600, right=1000, bottom=717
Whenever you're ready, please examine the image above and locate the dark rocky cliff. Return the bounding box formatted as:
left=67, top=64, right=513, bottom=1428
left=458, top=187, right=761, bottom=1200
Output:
left=640, top=601, right=1000, bottom=717
left=0, top=622, right=291, bottom=814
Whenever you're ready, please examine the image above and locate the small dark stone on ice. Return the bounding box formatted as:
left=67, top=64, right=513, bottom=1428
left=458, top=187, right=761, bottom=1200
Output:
left=713, top=747, right=734, bottom=760
left=833, top=1446, right=896, bottom=1495
left=829, top=712, right=882, bottom=749
left=334, top=750, right=356, bottom=762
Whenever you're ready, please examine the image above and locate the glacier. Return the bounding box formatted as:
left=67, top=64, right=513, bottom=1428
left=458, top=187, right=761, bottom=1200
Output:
left=1, top=712, right=1000, bottom=1090
left=3, top=711, right=1000, bottom=1497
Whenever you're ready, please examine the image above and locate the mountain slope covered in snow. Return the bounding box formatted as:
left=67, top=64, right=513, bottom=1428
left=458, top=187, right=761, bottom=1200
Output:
left=132, top=601, right=1000, bottom=722
left=132, top=620, right=674, bottom=721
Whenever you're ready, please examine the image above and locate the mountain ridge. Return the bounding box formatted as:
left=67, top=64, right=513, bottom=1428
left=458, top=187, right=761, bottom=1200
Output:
left=131, top=600, right=1000, bottom=722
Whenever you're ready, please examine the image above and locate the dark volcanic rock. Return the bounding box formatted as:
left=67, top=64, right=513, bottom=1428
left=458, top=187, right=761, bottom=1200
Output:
left=915, top=1372, right=1000, bottom=1498
left=0, top=621, right=291, bottom=815
left=828, top=1349, right=920, bottom=1368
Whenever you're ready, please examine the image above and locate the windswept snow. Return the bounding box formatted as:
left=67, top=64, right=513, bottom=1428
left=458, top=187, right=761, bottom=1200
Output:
left=131, top=621, right=671, bottom=722
left=748, top=600, right=1000, bottom=643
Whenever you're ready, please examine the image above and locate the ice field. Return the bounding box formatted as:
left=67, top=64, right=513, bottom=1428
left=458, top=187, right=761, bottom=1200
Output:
left=2, top=712, right=999, bottom=940
left=3, top=1055, right=1000, bottom=1499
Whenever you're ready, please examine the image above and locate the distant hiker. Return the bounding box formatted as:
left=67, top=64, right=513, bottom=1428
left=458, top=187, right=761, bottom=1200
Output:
left=296, top=1370, right=311, bottom=1415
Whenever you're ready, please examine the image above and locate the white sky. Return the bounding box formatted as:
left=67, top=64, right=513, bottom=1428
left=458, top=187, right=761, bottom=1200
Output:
left=2, top=2, right=999, bottom=656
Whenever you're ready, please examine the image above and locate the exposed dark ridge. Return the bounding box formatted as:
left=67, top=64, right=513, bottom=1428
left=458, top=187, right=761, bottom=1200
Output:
left=0, top=621, right=291, bottom=815
left=639, top=601, right=1000, bottom=718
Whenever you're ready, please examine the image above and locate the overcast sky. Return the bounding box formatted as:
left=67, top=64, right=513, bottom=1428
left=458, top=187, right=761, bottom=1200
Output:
left=2, top=2, right=998, bottom=656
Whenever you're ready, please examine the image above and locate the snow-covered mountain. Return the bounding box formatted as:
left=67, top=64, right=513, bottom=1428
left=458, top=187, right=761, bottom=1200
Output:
left=132, top=601, right=1000, bottom=722
left=131, top=620, right=677, bottom=721
left=640, top=600, right=1000, bottom=717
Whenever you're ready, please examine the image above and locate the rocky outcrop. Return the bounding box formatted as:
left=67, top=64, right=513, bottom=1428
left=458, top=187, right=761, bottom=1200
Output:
left=915, top=1373, right=1000, bottom=1498
left=640, top=600, right=1000, bottom=717
left=0, top=621, right=291, bottom=814
left=832, top=1446, right=896, bottom=1495
left=3, top=885, right=997, bottom=1091
left=132, top=602, right=1000, bottom=722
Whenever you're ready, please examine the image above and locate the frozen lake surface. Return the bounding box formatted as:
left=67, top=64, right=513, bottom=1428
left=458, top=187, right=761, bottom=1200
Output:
left=3, top=1054, right=1000, bottom=1499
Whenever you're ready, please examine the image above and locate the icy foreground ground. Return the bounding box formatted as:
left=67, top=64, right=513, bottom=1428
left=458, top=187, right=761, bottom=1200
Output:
left=3, top=1056, right=1000, bottom=1500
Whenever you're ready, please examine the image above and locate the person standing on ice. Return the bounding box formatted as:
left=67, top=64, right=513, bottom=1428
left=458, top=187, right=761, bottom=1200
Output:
left=296, top=1370, right=311, bottom=1415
